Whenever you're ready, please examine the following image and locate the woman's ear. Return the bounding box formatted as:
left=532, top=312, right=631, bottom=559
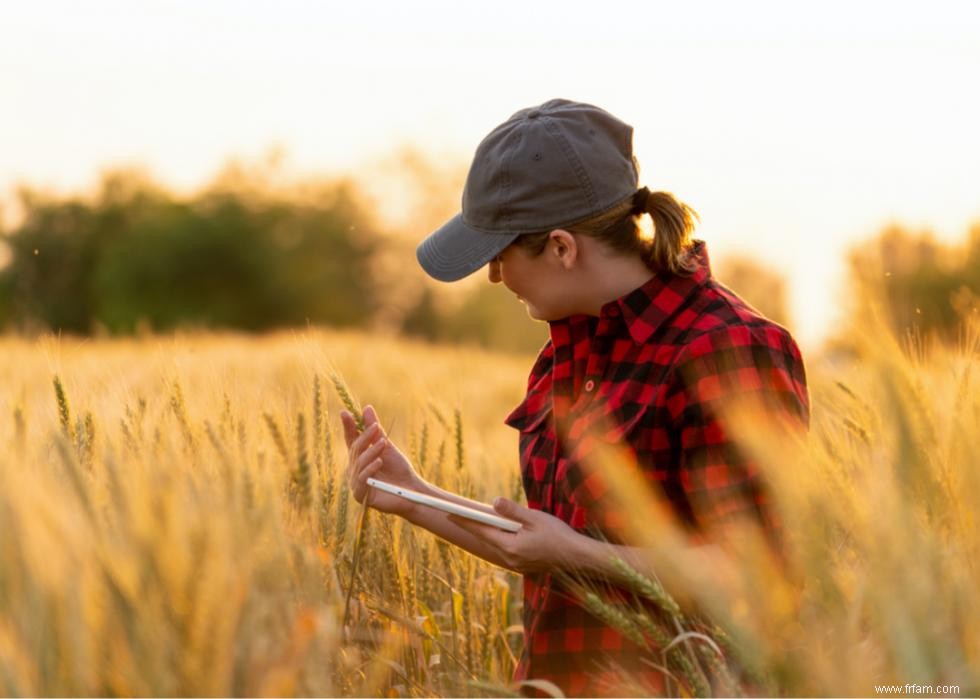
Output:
left=549, top=229, right=578, bottom=269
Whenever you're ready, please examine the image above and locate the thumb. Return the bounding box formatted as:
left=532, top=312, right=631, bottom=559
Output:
left=493, top=497, right=533, bottom=523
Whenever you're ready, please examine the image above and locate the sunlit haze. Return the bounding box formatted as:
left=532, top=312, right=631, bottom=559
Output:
left=2, top=0, right=979, bottom=350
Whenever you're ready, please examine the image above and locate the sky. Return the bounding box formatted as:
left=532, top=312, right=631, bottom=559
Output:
left=2, top=0, right=979, bottom=350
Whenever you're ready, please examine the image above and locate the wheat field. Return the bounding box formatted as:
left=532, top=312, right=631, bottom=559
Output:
left=1, top=306, right=978, bottom=697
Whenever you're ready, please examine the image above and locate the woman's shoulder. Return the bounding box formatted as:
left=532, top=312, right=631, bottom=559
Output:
left=675, top=279, right=802, bottom=351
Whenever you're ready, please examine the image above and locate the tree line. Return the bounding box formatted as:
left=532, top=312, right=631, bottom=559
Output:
left=1, top=166, right=976, bottom=352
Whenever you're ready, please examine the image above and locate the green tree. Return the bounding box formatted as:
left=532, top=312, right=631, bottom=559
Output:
left=0, top=168, right=379, bottom=334
left=842, top=223, right=980, bottom=344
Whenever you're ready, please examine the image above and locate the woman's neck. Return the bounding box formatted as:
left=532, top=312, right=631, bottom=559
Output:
left=575, top=254, right=656, bottom=316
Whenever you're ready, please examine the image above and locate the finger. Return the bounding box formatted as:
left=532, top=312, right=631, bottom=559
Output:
left=361, top=406, right=392, bottom=442
left=362, top=404, right=378, bottom=428
left=492, top=497, right=536, bottom=524
left=353, top=457, right=384, bottom=502
left=447, top=514, right=510, bottom=547
left=349, top=421, right=381, bottom=461
left=340, top=411, right=358, bottom=447
left=447, top=513, right=482, bottom=536
left=353, top=438, right=387, bottom=479
left=346, top=423, right=378, bottom=481
left=354, top=458, right=384, bottom=501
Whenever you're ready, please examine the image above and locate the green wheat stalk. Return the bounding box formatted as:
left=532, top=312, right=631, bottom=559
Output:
left=579, top=590, right=646, bottom=646
left=609, top=556, right=682, bottom=617
left=631, top=611, right=711, bottom=697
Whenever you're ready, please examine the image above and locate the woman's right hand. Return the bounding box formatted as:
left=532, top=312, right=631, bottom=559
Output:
left=340, top=404, right=425, bottom=517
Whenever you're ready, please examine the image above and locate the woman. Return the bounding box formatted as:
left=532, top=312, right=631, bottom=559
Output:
left=341, top=98, right=810, bottom=696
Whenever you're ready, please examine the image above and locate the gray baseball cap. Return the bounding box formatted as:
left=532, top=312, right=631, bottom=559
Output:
left=416, top=98, right=640, bottom=282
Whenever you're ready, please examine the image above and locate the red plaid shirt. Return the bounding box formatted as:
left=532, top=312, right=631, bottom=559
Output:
left=503, top=239, right=810, bottom=697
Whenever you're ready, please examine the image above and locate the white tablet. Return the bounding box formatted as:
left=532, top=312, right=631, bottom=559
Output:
left=366, top=478, right=522, bottom=533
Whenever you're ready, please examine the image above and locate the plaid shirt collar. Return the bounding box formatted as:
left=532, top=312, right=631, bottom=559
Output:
left=596, top=238, right=711, bottom=345
left=505, top=239, right=712, bottom=433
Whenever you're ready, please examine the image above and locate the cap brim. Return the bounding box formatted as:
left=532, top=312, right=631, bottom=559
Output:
left=416, top=213, right=519, bottom=282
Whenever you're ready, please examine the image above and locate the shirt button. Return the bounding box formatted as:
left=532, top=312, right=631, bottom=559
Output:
left=584, top=380, right=595, bottom=392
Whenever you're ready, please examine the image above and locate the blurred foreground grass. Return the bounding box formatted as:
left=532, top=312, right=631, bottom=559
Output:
left=0, top=309, right=978, bottom=696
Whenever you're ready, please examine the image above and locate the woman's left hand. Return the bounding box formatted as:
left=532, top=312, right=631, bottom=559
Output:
left=447, top=497, right=585, bottom=575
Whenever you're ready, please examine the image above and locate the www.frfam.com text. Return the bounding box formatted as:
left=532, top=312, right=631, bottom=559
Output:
left=874, top=684, right=960, bottom=695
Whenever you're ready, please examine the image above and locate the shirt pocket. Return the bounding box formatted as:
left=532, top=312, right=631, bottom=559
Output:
left=512, top=402, right=558, bottom=511
left=556, top=395, right=653, bottom=536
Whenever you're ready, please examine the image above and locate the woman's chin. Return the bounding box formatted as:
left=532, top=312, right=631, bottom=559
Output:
left=524, top=305, right=553, bottom=322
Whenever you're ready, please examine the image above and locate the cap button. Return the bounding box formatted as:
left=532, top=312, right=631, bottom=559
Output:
left=526, top=109, right=541, bottom=119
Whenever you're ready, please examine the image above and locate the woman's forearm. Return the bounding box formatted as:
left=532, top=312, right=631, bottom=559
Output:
left=397, top=483, right=514, bottom=570
left=416, top=480, right=499, bottom=516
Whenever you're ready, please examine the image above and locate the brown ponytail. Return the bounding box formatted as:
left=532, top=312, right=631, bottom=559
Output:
left=512, top=188, right=701, bottom=276
left=640, top=190, right=700, bottom=275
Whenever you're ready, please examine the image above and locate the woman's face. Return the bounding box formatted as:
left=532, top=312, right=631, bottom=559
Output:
left=488, top=235, right=578, bottom=321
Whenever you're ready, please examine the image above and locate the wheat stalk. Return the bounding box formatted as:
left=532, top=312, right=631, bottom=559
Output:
left=330, top=373, right=373, bottom=639
left=169, top=379, right=197, bottom=452
left=313, top=375, right=323, bottom=479
left=609, top=556, right=681, bottom=617
left=433, top=439, right=446, bottom=487
left=120, top=418, right=138, bottom=456
left=335, top=480, right=350, bottom=549
left=13, top=405, right=26, bottom=452
left=204, top=420, right=231, bottom=468
left=453, top=408, right=464, bottom=472
left=262, top=413, right=290, bottom=465
left=293, top=413, right=312, bottom=510
left=418, top=420, right=429, bottom=474
left=330, top=374, right=364, bottom=431
left=220, top=393, right=233, bottom=438
left=633, top=611, right=712, bottom=697
left=462, top=560, right=475, bottom=675
left=378, top=517, right=406, bottom=612
left=77, top=412, right=96, bottom=471
left=319, top=470, right=336, bottom=547
left=53, top=375, right=74, bottom=441
left=342, top=500, right=371, bottom=632
left=579, top=590, right=646, bottom=646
